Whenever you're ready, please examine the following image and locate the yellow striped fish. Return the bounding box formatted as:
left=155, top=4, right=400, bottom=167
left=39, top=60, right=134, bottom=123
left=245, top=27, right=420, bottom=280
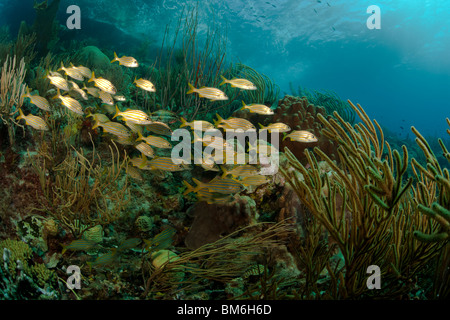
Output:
left=87, top=248, right=118, bottom=268
left=24, top=87, right=51, bottom=111
left=134, top=78, right=156, bottom=92
left=99, top=90, right=114, bottom=105
left=214, top=114, right=256, bottom=130
left=126, top=164, right=143, bottom=181
left=111, top=52, right=139, bottom=68
left=130, top=154, right=148, bottom=168
left=54, top=89, right=84, bottom=115
left=233, top=175, right=269, bottom=187
left=16, top=109, right=49, bottom=131
left=92, top=120, right=132, bottom=138
left=113, top=105, right=152, bottom=125
left=180, top=118, right=215, bottom=131
left=82, top=85, right=100, bottom=98
left=145, top=121, right=172, bottom=136
left=113, top=134, right=136, bottom=146
left=150, top=109, right=179, bottom=124
left=88, top=71, right=117, bottom=95
left=144, top=157, right=186, bottom=172
left=117, top=238, right=142, bottom=252
left=198, top=190, right=235, bottom=205
left=182, top=181, right=235, bottom=204
left=62, top=239, right=99, bottom=254
left=70, top=63, right=92, bottom=79
left=193, top=154, right=220, bottom=172
left=86, top=111, right=110, bottom=123
left=241, top=101, right=274, bottom=115
left=47, top=74, right=70, bottom=91
left=58, top=62, right=84, bottom=81
left=258, top=122, right=291, bottom=133
left=69, top=81, right=88, bottom=100
left=283, top=130, right=318, bottom=143
left=201, top=134, right=240, bottom=154
left=219, top=75, right=257, bottom=90
left=187, top=83, right=228, bottom=101
left=125, top=120, right=144, bottom=135
left=49, top=71, right=63, bottom=78
left=184, top=177, right=243, bottom=195
left=221, top=165, right=259, bottom=178
left=135, top=142, right=155, bottom=158
left=143, top=227, right=176, bottom=251
left=136, top=132, right=172, bottom=149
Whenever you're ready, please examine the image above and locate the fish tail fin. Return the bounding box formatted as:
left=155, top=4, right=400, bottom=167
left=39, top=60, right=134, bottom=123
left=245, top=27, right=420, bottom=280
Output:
left=219, top=75, right=228, bottom=86
left=16, top=108, right=25, bottom=121
left=52, top=88, right=61, bottom=100
left=241, top=100, right=247, bottom=110
left=111, top=52, right=118, bottom=63
left=182, top=180, right=195, bottom=196
left=179, top=117, right=188, bottom=128
left=282, top=132, right=288, bottom=141
left=213, top=114, right=224, bottom=127
left=138, top=155, right=148, bottom=169
left=25, top=86, right=31, bottom=97
left=88, top=71, right=95, bottom=83
left=192, top=178, right=207, bottom=192
left=112, top=105, right=120, bottom=119
left=57, top=61, right=64, bottom=71
left=186, top=83, right=195, bottom=95
left=92, top=119, right=100, bottom=130
left=136, top=131, right=144, bottom=142
left=220, top=166, right=228, bottom=178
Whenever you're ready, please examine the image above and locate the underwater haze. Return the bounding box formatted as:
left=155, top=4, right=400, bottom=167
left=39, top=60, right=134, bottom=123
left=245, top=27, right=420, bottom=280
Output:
left=0, top=0, right=449, bottom=302
left=2, top=0, right=450, bottom=135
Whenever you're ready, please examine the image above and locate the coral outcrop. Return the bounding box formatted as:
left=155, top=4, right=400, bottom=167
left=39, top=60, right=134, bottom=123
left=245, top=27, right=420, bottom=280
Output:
left=184, top=195, right=258, bottom=249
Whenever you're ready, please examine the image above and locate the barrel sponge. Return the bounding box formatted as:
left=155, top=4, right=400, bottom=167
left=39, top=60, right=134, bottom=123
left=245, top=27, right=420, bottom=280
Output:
left=73, top=46, right=111, bottom=71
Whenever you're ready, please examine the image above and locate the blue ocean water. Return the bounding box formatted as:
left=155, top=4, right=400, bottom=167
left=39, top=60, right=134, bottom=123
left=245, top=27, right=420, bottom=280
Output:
left=1, top=0, right=449, bottom=137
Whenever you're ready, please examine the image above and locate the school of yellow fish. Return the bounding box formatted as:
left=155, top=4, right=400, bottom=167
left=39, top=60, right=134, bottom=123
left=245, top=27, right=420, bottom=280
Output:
left=17, top=54, right=318, bottom=206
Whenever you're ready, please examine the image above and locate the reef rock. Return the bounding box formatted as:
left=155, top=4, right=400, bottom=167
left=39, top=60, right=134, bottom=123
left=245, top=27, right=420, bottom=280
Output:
left=74, top=46, right=111, bottom=71
left=184, top=196, right=258, bottom=249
